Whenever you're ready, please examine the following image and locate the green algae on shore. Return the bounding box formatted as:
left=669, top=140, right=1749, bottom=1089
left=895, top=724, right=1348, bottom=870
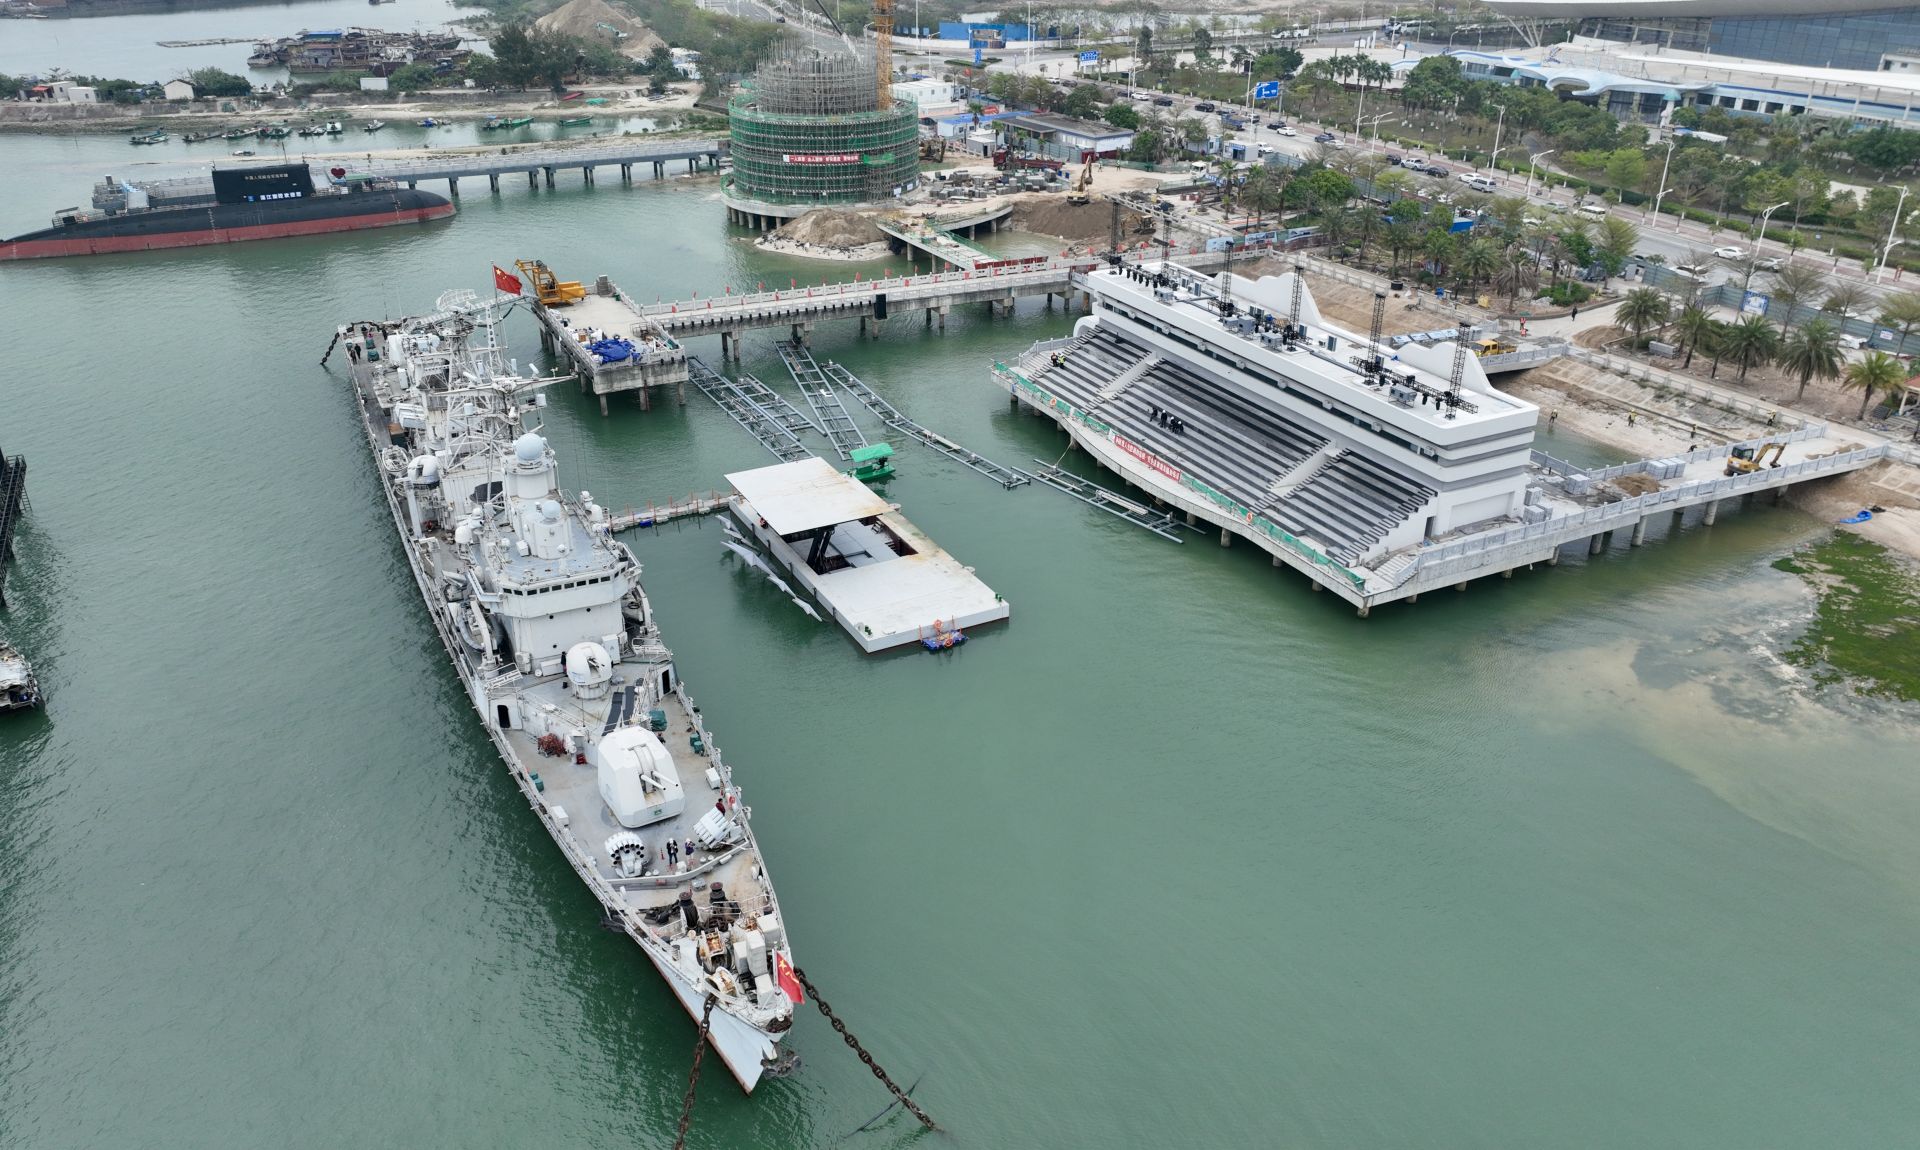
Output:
left=1774, top=532, right=1920, bottom=702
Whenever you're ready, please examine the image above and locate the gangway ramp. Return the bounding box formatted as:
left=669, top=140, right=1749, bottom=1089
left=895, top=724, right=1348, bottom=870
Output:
left=1026, top=462, right=1188, bottom=542
left=819, top=360, right=1033, bottom=490
left=687, top=357, right=814, bottom=463
left=775, top=343, right=870, bottom=460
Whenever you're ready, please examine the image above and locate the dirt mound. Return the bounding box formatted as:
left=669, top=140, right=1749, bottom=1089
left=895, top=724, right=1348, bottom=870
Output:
left=1573, top=324, right=1623, bottom=349
left=1608, top=472, right=1664, bottom=496
left=773, top=209, right=886, bottom=248
left=536, top=0, right=664, bottom=56
left=1011, top=196, right=1145, bottom=241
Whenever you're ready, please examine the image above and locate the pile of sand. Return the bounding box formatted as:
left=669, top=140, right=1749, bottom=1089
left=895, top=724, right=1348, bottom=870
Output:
left=774, top=209, right=886, bottom=248
left=536, top=0, right=665, bottom=57
left=1011, top=196, right=1146, bottom=242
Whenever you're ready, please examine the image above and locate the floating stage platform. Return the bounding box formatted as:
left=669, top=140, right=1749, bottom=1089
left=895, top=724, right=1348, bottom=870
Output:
left=725, top=458, right=1008, bottom=653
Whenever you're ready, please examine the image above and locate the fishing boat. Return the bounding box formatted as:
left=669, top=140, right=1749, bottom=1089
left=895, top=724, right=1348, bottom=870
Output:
left=297, top=124, right=326, bottom=138
left=559, top=116, right=594, bottom=126
left=503, top=116, right=532, bottom=128
left=223, top=127, right=254, bottom=140
left=363, top=119, right=387, bottom=133
left=324, top=121, right=345, bottom=135
left=417, top=117, right=442, bottom=128
left=260, top=125, right=291, bottom=139
left=231, top=148, right=256, bottom=157
left=335, top=295, right=803, bottom=1092
left=182, top=130, right=218, bottom=143
left=0, top=641, right=41, bottom=714
left=130, top=130, right=168, bottom=145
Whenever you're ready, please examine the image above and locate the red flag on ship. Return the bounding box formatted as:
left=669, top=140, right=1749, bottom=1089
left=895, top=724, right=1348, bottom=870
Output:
left=493, top=265, right=522, bottom=296
left=774, top=953, right=804, bottom=1004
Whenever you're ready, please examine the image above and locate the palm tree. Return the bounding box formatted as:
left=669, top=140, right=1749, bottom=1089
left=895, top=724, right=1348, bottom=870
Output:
left=1777, top=319, right=1845, bottom=401
left=1595, top=216, right=1639, bottom=289
left=1763, top=263, right=1824, bottom=335
left=1877, top=291, right=1920, bottom=354
left=1618, top=287, right=1670, bottom=343
left=1720, top=313, right=1778, bottom=382
left=1675, top=303, right=1716, bottom=368
left=1455, top=237, right=1500, bottom=294
left=1843, top=350, right=1908, bottom=420
left=1704, top=319, right=1732, bottom=379
left=1420, top=227, right=1456, bottom=281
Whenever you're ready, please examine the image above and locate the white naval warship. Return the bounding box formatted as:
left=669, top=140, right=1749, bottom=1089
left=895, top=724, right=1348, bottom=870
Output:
left=339, top=292, right=799, bottom=1091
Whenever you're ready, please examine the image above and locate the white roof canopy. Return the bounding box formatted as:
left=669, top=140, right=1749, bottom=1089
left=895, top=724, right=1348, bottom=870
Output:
left=726, top=458, right=891, bottom=536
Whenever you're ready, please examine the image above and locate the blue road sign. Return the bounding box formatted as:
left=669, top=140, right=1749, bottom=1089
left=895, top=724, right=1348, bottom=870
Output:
left=1253, top=80, right=1281, bottom=100
left=1079, top=50, right=1100, bottom=63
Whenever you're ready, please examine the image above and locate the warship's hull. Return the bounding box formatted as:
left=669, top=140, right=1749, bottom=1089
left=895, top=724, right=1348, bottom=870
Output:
left=1, top=189, right=453, bottom=260
left=345, top=370, right=788, bottom=1092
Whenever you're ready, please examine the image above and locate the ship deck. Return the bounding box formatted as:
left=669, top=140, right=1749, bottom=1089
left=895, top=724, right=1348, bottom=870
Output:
left=500, top=682, right=771, bottom=922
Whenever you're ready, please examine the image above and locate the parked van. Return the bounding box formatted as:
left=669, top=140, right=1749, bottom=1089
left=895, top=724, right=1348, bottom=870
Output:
left=1576, top=203, right=1609, bottom=220
left=1467, top=175, right=1498, bottom=193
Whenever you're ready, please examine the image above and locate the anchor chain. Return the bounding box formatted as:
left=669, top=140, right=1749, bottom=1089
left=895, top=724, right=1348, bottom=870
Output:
left=672, top=994, right=719, bottom=1150
left=792, top=966, right=936, bottom=1131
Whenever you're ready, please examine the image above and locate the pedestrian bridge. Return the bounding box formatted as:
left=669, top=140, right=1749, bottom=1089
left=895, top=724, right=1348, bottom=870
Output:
left=347, top=138, right=726, bottom=192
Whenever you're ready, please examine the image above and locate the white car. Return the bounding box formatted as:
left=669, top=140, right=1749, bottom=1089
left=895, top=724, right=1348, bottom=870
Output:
left=1277, top=126, right=1297, bottom=137
left=1256, top=142, right=1274, bottom=155
left=1713, top=245, right=1748, bottom=260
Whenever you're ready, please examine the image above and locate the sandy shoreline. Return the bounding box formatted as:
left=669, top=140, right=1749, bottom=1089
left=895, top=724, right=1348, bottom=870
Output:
left=749, top=235, right=890, bottom=262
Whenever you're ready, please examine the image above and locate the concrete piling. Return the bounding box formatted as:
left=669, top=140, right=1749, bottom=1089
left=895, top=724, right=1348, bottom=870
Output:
left=1631, top=516, right=1648, bottom=546
left=1703, top=499, right=1720, bottom=526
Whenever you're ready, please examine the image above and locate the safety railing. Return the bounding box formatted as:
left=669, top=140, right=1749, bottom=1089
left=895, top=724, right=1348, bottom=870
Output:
left=1566, top=347, right=1818, bottom=430
left=1403, top=444, right=1892, bottom=579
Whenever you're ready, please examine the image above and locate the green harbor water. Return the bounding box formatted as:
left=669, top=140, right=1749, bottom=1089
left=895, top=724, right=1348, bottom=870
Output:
left=4, top=132, right=1920, bottom=1149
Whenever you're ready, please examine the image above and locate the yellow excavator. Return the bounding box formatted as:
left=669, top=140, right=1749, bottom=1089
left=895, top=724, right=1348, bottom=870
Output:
left=515, top=259, right=586, bottom=307
left=1725, top=441, right=1786, bottom=476
left=1066, top=156, right=1095, bottom=205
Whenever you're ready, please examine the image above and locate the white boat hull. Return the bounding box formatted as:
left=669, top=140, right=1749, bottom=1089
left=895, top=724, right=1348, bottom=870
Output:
left=642, top=943, right=788, bottom=1093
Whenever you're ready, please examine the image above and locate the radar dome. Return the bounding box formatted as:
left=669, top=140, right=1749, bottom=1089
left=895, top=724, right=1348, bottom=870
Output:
left=539, top=499, right=563, bottom=522
left=513, top=433, right=546, bottom=465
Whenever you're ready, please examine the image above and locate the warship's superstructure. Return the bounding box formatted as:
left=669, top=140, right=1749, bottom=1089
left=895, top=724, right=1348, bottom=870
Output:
left=339, top=294, right=798, bottom=1091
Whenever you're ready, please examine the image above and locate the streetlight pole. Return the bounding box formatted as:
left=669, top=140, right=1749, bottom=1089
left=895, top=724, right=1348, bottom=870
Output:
left=1484, top=101, right=1505, bottom=176
left=1876, top=183, right=1912, bottom=283
left=1648, top=134, right=1677, bottom=225
left=1524, top=148, right=1555, bottom=200
left=1363, top=112, right=1394, bottom=152
left=1745, top=199, right=1790, bottom=293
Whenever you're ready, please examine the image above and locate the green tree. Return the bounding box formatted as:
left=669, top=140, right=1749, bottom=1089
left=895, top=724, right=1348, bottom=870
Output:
left=1618, top=287, right=1670, bottom=342
left=1456, top=236, right=1500, bottom=292
left=1191, top=25, right=1213, bottom=62
left=1601, top=148, right=1646, bottom=198
left=1063, top=84, right=1102, bottom=119
left=1594, top=215, right=1638, bottom=288
left=1671, top=304, right=1715, bottom=368
left=1765, top=263, right=1824, bottom=335
left=1103, top=102, right=1140, bottom=129
left=1128, top=128, right=1165, bottom=164
left=188, top=67, right=250, bottom=97
left=386, top=63, right=441, bottom=92
left=490, top=23, right=539, bottom=88
left=1843, top=350, right=1907, bottom=419
left=1778, top=319, right=1845, bottom=401
left=1703, top=318, right=1731, bottom=379
left=1720, top=313, right=1779, bottom=382
left=1823, top=282, right=1871, bottom=320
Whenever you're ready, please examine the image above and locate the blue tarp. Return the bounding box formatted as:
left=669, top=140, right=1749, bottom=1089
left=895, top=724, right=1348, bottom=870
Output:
left=588, top=337, right=636, bottom=363
left=1841, top=510, right=1874, bottom=524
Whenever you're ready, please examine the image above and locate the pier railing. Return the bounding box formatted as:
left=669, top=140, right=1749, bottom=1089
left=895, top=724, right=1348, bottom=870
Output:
left=1566, top=348, right=1818, bottom=430
left=994, top=361, right=1370, bottom=589
left=1399, top=443, right=1893, bottom=584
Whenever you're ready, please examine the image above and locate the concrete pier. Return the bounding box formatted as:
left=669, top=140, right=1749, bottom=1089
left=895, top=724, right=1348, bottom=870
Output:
left=527, top=273, right=688, bottom=415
